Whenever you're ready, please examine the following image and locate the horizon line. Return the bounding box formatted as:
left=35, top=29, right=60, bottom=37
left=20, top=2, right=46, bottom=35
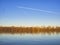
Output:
left=0, top=25, right=60, bottom=27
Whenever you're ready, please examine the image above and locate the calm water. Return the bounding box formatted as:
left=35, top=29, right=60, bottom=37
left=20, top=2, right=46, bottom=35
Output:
left=0, top=33, right=60, bottom=45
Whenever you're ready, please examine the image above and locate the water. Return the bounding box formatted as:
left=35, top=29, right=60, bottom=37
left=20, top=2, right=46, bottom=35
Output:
left=0, top=33, right=60, bottom=45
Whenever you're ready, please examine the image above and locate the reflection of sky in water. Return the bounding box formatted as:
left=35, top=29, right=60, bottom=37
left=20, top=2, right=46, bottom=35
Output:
left=0, top=33, right=60, bottom=45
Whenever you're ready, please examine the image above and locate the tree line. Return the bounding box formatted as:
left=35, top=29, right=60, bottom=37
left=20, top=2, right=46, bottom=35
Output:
left=0, top=26, right=60, bottom=33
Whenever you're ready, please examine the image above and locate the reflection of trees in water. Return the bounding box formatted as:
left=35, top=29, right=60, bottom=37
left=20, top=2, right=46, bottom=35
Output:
left=0, top=26, right=60, bottom=34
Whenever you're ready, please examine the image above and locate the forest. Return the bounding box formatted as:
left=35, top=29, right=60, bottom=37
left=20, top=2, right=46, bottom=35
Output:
left=0, top=26, right=60, bottom=33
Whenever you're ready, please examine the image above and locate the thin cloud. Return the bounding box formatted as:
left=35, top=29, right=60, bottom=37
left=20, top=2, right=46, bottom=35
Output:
left=17, top=6, right=59, bottom=14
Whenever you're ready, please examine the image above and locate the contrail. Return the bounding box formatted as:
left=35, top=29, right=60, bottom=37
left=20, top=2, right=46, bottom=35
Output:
left=17, top=6, right=58, bottom=14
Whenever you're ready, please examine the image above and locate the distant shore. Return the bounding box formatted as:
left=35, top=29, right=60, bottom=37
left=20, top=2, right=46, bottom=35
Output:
left=0, top=26, right=60, bottom=33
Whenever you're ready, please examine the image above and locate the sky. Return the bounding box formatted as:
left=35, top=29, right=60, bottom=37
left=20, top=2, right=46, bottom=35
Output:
left=0, top=0, right=60, bottom=26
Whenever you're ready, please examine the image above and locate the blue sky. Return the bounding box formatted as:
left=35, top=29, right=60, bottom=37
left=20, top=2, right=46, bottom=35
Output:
left=0, top=0, right=60, bottom=26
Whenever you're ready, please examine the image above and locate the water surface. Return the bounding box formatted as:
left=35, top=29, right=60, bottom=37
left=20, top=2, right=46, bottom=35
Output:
left=0, top=33, right=60, bottom=45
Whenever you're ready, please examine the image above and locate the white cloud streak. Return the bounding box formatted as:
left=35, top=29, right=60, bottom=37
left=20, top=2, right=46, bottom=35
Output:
left=17, top=6, right=58, bottom=14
